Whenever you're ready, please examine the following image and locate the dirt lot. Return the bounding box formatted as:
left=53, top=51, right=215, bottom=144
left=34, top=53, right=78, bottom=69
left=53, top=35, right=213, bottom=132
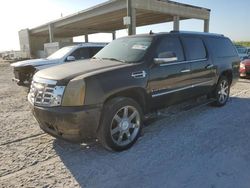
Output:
left=1, top=61, right=250, bottom=188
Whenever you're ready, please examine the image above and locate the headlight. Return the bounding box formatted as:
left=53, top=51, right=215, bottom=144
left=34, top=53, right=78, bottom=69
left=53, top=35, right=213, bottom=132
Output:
left=240, top=63, right=245, bottom=69
left=62, top=78, right=85, bottom=106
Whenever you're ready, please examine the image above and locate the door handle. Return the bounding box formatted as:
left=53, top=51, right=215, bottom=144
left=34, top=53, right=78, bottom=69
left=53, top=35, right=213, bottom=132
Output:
left=180, top=69, right=191, bottom=73
left=206, top=64, right=214, bottom=69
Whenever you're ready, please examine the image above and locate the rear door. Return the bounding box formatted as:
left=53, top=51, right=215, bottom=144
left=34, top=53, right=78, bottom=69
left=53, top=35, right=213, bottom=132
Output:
left=181, top=36, right=216, bottom=95
left=148, top=36, right=192, bottom=107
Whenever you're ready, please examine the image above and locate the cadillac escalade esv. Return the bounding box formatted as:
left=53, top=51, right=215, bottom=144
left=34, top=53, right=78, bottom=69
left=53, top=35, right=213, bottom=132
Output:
left=28, top=31, right=240, bottom=151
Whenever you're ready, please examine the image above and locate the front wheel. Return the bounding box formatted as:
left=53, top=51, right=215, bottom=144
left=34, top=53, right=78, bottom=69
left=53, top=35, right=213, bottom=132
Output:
left=98, top=97, right=143, bottom=151
left=212, top=76, right=230, bottom=107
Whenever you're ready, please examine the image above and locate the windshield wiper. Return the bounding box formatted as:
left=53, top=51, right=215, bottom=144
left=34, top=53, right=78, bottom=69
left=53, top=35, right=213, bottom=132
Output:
left=101, top=57, right=126, bottom=63
left=92, top=57, right=101, bottom=60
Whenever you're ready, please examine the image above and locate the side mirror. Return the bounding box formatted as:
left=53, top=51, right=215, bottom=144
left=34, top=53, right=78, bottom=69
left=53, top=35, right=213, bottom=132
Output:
left=154, top=51, right=178, bottom=64
left=66, top=56, right=76, bottom=62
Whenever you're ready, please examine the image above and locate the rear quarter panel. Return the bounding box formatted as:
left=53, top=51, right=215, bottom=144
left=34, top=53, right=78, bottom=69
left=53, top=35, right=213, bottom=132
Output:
left=203, top=36, right=240, bottom=84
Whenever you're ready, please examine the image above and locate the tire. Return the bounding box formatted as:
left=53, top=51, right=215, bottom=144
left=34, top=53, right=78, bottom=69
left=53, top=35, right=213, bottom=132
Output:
left=98, top=97, right=143, bottom=151
left=211, top=76, right=230, bottom=107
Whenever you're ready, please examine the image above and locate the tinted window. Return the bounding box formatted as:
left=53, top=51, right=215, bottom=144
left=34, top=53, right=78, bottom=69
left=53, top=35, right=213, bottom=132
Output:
left=208, top=38, right=237, bottom=57
left=89, top=47, right=103, bottom=57
left=70, top=48, right=90, bottom=60
left=182, top=37, right=207, bottom=60
left=155, top=37, right=184, bottom=62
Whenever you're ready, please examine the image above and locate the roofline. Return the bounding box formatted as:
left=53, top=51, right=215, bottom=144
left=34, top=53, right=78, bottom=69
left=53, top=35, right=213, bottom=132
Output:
left=117, top=31, right=225, bottom=39
left=170, top=31, right=224, bottom=37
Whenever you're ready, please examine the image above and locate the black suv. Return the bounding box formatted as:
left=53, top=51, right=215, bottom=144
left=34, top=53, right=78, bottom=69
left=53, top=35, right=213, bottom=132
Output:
left=28, top=31, right=240, bottom=151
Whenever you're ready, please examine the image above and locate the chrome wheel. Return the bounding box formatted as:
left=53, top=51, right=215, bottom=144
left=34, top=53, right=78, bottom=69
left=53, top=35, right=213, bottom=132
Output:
left=110, top=105, right=141, bottom=146
left=218, top=79, right=229, bottom=104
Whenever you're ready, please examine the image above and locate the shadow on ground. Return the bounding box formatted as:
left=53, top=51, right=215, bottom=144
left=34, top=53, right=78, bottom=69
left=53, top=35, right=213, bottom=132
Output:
left=53, top=97, right=250, bottom=188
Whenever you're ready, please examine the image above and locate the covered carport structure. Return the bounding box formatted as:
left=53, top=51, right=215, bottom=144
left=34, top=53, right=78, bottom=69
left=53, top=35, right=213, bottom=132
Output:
left=19, top=0, right=210, bottom=58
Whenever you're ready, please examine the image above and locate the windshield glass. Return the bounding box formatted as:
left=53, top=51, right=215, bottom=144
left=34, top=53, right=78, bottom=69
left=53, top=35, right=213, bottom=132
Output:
left=47, top=46, right=75, bottom=60
left=94, top=37, right=152, bottom=63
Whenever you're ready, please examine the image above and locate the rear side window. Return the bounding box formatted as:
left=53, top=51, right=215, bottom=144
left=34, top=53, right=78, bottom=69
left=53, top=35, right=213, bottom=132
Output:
left=207, top=38, right=238, bottom=57
left=155, top=37, right=184, bottom=62
left=181, top=37, right=207, bottom=61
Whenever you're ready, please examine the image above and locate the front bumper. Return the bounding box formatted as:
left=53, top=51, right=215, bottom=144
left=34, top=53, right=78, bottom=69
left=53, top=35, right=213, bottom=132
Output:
left=12, top=69, right=22, bottom=83
left=12, top=66, right=34, bottom=84
left=30, top=103, right=102, bottom=142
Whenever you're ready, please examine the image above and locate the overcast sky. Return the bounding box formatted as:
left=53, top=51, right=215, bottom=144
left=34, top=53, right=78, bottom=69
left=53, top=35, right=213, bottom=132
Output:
left=0, top=0, right=249, bottom=51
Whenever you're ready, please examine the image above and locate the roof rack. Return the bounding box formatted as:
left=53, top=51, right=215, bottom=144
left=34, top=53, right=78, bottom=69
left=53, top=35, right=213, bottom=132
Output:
left=170, top=30, right=224, bottom=37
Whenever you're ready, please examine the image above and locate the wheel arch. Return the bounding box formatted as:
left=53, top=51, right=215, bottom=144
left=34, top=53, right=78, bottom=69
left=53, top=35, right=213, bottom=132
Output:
left=103, top=87, right=149, bottom=114
left=219, top=69, right=233, bottom=85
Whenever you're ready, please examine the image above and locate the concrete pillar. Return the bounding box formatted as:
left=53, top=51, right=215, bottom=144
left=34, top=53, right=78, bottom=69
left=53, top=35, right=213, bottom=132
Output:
left=204, top=19, right=209, bottom=32
left=85, top=35, right=89, bottom=43
left=48, top=24, right=54, bottom=43
left=173, top=16, right=180, bottom=31
left=127, top=0, right=136, bottom=35
left=112, top=31, right=116, bottom=40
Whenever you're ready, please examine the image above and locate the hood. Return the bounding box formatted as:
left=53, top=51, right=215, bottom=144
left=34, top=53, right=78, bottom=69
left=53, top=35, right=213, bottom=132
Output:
left=35, top=59, right=133, bottom=83
left=11, top=58, right=58, bottom=68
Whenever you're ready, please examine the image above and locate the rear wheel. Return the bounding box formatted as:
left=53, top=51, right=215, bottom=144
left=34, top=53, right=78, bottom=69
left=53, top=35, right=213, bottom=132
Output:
left=98, top=97, right=143, bottom=151
left=212, top=76, right=230, bottom=107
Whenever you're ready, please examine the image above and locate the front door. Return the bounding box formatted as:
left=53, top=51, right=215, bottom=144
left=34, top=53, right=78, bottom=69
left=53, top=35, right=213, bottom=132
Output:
left=148, top=36, right=192, bottom=108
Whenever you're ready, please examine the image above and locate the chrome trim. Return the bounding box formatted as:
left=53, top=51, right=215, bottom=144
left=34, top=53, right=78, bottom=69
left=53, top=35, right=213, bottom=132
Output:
left=33, top=75, right=57, bottom=85
left=131, top=71, right=147, bottom=78
left=180, top=69, right=191, bottom=73
left=154, top=57, right=178, bottom=64
left=28, top=78, right=65, bottom=107
left=160, top=58, right=207, bottom=67
left=152, top=80, right=214, bottom=97
left=206, top=64, right=214, bottom=69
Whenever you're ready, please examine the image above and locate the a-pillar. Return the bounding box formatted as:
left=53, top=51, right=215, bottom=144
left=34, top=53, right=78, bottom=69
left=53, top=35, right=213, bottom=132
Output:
left=48, top=24, right=54, bottom=43
left=173, top=16, right=180, bottom=31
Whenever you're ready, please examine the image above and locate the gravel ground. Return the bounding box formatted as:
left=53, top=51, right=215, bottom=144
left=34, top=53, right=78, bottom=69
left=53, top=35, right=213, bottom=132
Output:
left=1, top=62, right=250, bottom=188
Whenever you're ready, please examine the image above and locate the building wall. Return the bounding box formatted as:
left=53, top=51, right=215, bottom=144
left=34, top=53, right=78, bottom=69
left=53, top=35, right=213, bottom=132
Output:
left=20, top=33, right=73, bottom=58
left=44, top=40, right=74, bottom=57
left=19, top=29, right=31, bottom=58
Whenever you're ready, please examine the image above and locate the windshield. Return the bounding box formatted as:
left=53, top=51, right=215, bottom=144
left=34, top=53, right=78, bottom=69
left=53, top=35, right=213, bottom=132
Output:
left=94, top=37, right=152, bottom=63
left=47, top=46, right=75, bottom=60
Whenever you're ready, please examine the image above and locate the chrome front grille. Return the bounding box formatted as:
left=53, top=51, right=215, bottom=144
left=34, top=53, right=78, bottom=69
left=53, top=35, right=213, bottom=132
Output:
left=28, top=76, right=65, bottom=107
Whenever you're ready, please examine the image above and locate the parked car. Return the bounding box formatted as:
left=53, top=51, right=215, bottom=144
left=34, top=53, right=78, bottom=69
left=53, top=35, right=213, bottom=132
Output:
left=11, top=43, right=106, bottom=85
left=235, top=45, right=249, bottom=60
left=247, top=47, right=250, bottom=56
left=28, top=31, right=240, bottom=151
left=240, top=59, right=250, bottom=78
